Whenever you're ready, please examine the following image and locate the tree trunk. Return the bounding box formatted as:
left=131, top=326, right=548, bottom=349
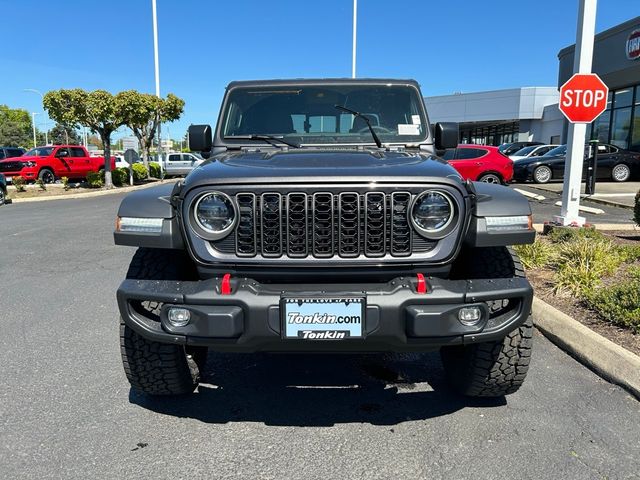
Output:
left=102, top=134, right=113, bottom=189
left=135, top=133, right=150, bottom=176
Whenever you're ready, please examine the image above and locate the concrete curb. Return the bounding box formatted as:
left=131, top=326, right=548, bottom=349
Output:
left=7, top=180, right=172, bottom=204
left=532, top=223, right=638, bottom=232
left=532, top=296, right=640, bottom=399
left=523, top=184, right=635, bottom=210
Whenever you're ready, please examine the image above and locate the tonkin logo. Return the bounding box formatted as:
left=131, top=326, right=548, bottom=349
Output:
left=626, top=29, right=640, bottom=60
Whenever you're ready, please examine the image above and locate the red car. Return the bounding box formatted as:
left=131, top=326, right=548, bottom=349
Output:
left=443, top=144, right=514, bottom=184
left=0, top=145, right=115, bottom=184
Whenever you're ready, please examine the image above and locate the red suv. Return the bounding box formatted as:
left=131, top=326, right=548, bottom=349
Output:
left=443, top=145, right=514, bottom=184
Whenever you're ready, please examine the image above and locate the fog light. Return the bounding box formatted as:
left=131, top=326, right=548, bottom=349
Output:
left=458, top=306, right=482, bottom=326
left=168, top=308, right=191, bottom=327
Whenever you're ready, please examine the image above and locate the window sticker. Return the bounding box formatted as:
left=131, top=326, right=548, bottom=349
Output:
left=398, top=124, right=421, bottom=135
left=411, top=115, right=421, bottom=125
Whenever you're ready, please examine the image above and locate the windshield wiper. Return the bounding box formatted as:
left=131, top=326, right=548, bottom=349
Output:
left=334, top=104, right=382, bottom=148
left=225, top=135, right=300, bottom=148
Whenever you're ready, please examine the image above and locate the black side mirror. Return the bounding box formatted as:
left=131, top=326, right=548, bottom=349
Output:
left=57, top=150, right=69, bottom=158
left=188, top=124, right=212, bottom=153
left=434, top=122, right=459, bottom=150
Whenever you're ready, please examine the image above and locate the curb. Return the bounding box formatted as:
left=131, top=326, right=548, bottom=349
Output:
left=532, top=296, right=640, bottom=399
left=532, top=223, right=638, bottom=232
left=523, top=184, right=635, bottom=210
left=7, top=180, right=173, bottom=203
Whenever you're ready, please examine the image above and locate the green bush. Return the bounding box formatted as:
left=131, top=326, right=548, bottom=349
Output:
left=584, top=280, right=640, bottom=333
left=148, top=162, right=161, bottom=178
left=61, top=176, right=70, bottom=191
left=514, top=240, right=554, bottom=269
left=634, top=190, right=640, bottom=226
left=619, top=244, right=640, bottom=263
left=12, top=176, right=26, bottom=192
left=86, top=171, right=103, bottom=188
left=547, top=226, right=604, bottom=244
left=36, top=178, right=46, bottom=191
left=131, top=163, right=148, bottom=182
left=111, top=167, right=129, bottom=187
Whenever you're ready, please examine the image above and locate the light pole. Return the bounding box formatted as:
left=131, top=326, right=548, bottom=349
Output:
left=31, top=112, right=39, bottom=148
left=352, top=0, right=357, bottom=78
left=24, top=89, right=48, bottom=145
left=151, top=0, right=164, bottom=178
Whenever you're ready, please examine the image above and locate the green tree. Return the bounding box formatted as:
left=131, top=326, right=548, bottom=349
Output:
left=118, top=91, right=185, bottom=172
left=49, top=123, right=81, bottom=145
left=0, top=105, right=33, bottom=147
left=44, top=89, right=126, bottom=188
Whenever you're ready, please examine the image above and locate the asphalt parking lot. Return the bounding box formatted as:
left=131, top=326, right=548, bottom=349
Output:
left=1, top=193, right=639, bottom=479
left=520, top=180, right=640, bottom=208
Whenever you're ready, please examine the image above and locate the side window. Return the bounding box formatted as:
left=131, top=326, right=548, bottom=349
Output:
left=456, top=148, right=486, bottom=160
left=168, top=154, right=181, bottom=162
left=182, top=154, right=194, bottom=162
left=56, top=148, right=69, bottom=157
left=442, top=149, right=455, bottom=161
left=9, top=149, right=22, bottom=157
left=70, top=147, right=85, bottom=157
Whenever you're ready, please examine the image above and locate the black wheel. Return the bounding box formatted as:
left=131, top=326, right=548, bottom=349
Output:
left=120, top=248, right=206, bottom=396
left=611, top=163, right=630, bottom=182
left=478, top=172, right=502, bottom=184
left=442, top=247, right=533, bottom=397
left=532, top=165, right=552, bottom=184
left=38, top=168, right=55, bottom=184
left=0, top=188, right=5, bottom=206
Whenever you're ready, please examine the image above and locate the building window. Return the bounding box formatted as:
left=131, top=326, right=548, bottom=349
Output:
left=590, top=110, right=611, bottom=143
left=610, top=107, right=632, bottom=149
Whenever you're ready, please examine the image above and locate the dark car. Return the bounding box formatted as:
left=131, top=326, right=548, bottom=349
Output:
left=0, top=147, right=25, bottom=161
left=513, top=143, right=639, bottom=183
left=0, top=173, right=7, bottom=206
left=498, top=141, right=544, bottom=157
left=113, top=79, right=535, bottom=399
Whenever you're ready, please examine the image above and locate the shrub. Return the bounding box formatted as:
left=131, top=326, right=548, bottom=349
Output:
left=547, top=226, right=604, bottom=244
left=86, top=171, right=103, bottom=188
left=584, top=280, right=640, bottom=333
left=634, top=189, right=640, bottom=226
left=12, top=176, right=26, bottom=192
left=514, top=240, right=553, bottom=269
left=554, top=262, right=602, bottom=296
left=619, top=244, right=640, bottom=263
left=148, top=162, right=161, bottom=179
left=111, top=167, right=129, bottom=187
left=61, top=176, right=70, bottom=191
left=36, top=178, right=46, bottom=191
left=131, top=163, right=148, bottom=183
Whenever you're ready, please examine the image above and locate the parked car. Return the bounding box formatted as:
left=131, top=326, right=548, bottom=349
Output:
left=509, top=144, right=559, bottom=161
left=498, top=141, right=544, bottom=157
left=443, top=144, right=514, bottom=184
left=512, top=143, right=640, bottom=183
left=0, top=145, right=115, bottom=183
left=0, top=147, right=26, bottom=160
left=161, top=151, right=205, bottom=176
left=0, top=173, right=7, bottom=206
left=114, top=78, right=536, bottom=399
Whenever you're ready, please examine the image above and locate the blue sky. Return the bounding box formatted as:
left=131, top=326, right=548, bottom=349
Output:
left=0, top=0, right=636, bottom=141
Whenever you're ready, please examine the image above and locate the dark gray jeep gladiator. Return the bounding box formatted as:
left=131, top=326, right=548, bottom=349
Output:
left=114, top=79, right=535, bottom=397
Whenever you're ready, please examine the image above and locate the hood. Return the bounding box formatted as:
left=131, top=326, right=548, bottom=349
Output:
left=183, top=148, right=463, bottom=187
left=0, top=155, right=38, bottom=163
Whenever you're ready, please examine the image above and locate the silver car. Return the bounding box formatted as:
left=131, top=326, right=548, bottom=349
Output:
left=162, top=152, right=204, bottom=176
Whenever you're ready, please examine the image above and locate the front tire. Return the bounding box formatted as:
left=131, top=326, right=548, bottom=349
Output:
left=442, top=247, right=533, bottom=397
left=38, top=168, right=55, bottom=184
left=611, top=163, right=631, bottom=182
left=0, top=188, right=5, bottom=206
left=532, top=165, right=552, bottom=184
left=120, top=248, right=205, bottom=396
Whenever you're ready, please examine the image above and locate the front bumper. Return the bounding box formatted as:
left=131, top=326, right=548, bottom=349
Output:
left=512, top=164, right=534, bottom=182
left=117, top=275, right=533, bottom=352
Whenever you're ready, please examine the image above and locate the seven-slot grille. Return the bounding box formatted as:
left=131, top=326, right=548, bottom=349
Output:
left=229, top=190, right=435, bottom=259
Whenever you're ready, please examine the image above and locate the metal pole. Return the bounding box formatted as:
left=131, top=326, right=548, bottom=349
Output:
left=556, top=0, right=597, bottom=227
left=31, top=113, right=38, bottom=148
left=152, top=0, right=163, bottom=180
left=24, top=89, right=48, bottom=145
left=352, top=0, right=357, bottom=78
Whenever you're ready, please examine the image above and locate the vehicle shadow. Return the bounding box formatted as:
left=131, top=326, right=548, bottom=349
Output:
left=129, top=351, right=506, bottom=426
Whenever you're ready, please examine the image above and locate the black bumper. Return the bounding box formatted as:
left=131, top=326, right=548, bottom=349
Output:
left=117, top=275, right=533, bottom=352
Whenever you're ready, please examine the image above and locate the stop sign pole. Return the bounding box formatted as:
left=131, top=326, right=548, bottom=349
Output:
left=555, top=0, right=600, bottom=227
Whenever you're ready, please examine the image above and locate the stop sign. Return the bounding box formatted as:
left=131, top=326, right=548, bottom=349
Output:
left=559, top=73, right=609, bottom=123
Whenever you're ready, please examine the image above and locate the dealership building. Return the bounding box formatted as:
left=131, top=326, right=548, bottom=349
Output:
left=426, top=16, right=640, bottom=151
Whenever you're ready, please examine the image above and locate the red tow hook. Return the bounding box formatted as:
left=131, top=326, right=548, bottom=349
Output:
left=220, top=273, right=232, bottom=295
left=416, top=273, right=428, bottom=294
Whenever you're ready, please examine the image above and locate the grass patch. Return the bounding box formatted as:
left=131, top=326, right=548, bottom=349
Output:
left=514, top=241, right=554, bottom=269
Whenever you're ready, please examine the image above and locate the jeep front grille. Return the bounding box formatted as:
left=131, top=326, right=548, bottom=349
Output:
left=223, top=190, right=436, bottom=259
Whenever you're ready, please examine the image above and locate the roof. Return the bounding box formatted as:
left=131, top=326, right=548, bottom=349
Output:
left=226, top=78, right=420, bottom=89
left=558, top=16, right=640, bottom=59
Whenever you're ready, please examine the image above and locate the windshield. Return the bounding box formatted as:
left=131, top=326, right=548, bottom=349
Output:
left=220, top=84, right=428, bottom=146
left=498, top=143, right=513, bottom=153
left=24, top=147, right=54, bottom=157
left=512, top=146, right=536, bottom=156
left=544, top=145, right=567, bottom=157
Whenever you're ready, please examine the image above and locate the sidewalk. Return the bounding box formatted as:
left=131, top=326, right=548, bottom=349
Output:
left=521, top=181, right=639, bottom=209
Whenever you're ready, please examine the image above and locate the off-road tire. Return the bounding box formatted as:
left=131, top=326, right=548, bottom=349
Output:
left=38, top=168, right=55, bottom=184
left=0, top=187, right=5, bottom=206
left=120, top=248, right=206, bottom=396
left=442, top=247, right=533, bottom=397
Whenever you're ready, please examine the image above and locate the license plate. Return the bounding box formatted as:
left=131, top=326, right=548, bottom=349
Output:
left=282, top=297, right=365, bottom=340
left=5, top=177, right=11, bottom=183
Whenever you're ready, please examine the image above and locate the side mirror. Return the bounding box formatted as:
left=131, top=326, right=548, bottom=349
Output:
left=57, top=150, right=69, bottom=158
left=434, top=122, right=459, bottom=150
left=188, top=124, right=212, bottom=153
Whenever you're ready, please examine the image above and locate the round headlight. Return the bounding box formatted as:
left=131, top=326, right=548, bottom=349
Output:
left=194, top=192, right=235, bottom=238
left=411, top=191, right=454, bottom=237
